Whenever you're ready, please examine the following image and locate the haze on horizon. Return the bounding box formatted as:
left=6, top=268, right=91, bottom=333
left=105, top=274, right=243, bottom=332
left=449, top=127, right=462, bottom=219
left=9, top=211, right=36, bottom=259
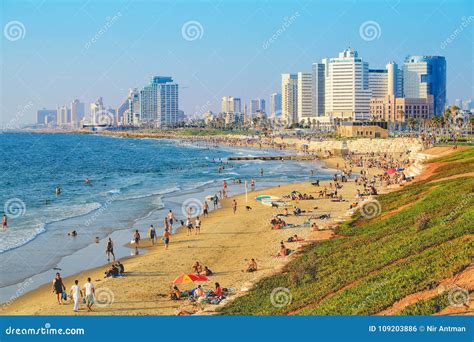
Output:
left=1, top=0, right=472, bottom=125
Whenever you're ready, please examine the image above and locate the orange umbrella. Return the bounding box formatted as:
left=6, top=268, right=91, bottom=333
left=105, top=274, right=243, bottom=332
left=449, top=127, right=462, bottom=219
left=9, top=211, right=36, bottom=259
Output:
left=173, top=274, right=209, bottom=285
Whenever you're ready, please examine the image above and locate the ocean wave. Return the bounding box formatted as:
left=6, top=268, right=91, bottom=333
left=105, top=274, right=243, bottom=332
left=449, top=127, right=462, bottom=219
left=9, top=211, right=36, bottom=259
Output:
left=0, top=202, right=102, bottom=254
left=116, top=186, right=181, bottom=201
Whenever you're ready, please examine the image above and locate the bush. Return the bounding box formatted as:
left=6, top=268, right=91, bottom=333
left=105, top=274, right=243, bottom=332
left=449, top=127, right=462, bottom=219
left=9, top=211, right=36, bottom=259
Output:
left=416, top=213, right=430, bottom=231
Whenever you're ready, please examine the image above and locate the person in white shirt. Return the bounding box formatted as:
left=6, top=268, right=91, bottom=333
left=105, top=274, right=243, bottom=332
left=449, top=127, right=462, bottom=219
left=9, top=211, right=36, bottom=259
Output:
left=83, top=277, right=95, bottom=312
left=70, top=279, right=82, bottom=312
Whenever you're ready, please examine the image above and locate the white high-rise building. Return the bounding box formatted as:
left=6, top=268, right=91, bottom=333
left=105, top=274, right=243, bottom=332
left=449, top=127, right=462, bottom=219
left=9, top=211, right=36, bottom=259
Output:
left=312, top=63, right=325, bottom=117
left=57, top=105, right=69, bottom=127
left=324, top=48, right=372, bottom=120
left=281, top=73, right=298, bottom=124
left=221, top=96, right=242, bottom=114
left=140, top=76, right=179, bottom=127
left=90, top=97, right=106, bottom=125
left=70, top=99, right=84, bottom=128
left=297, top=72, right=313, bottom=123
left=269, top=93, right=282, bottom=118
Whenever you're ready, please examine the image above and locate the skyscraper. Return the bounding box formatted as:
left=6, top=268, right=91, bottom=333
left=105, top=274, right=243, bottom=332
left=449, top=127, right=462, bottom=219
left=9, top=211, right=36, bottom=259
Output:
left=386, top=62, right=403, bottom=97
left=269, top=93, right=282, bottom=118
left=403, top=55, right=446, bottom=116
left=368, top=69, right=388, bottom=98
left=250, top=99, right=266, bottom=116
left=324, top=48, right=372, bottom=120
left=127, top=88, right=140, bottom=126
left=281, top=73, right=298, bottom=124
left=297, top=72, right=313, bottom=123
left=140, top=76, right=179, bottom=127
left=57, top=105, right=69, bottom=126
left=221, top=96, right=241, bottom=113
left=36, top=108, right=57, bottom=125
left=90, top=97, right=106, bottom=125
left=312, top=63, right=325, bottom=117
left=70, top=99, right=85, bottom=128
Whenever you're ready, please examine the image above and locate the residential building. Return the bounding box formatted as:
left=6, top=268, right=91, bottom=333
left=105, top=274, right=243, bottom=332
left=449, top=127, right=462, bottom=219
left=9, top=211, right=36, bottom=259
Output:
left=250, top=99, right=266, bottom=116
left=368, top=69, right=388, bottom=98
left=140, top=76, right=179, bottom=127
left=281, top=73, right=298, bottom=124
left=221, top=96, right=241, bottom=113
left=57, top=105, right=69, bottom=126
left=403, top=55, right=446, bottom=116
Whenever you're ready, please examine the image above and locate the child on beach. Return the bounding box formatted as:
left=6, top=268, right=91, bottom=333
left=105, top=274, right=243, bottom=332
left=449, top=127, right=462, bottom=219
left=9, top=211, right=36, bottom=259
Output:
left=232, top=199, right=237, bottom=214
left=70, top=280, right=82, bottom=312
left=193, top=261, right=203, bottom=275
left=203, top=201, right=209, bottom=217
left=2, top=214, right=7, bottom=231
left=186, top=218, right=193, bottom=236
left=163, top=228, right=170, bottom=249
left=195, top=216, right=201, bottom=235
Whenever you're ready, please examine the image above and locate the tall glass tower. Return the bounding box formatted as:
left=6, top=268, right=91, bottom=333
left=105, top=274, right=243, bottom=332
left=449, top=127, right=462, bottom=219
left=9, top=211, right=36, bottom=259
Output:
left=403, top=56, right=446, bottom=116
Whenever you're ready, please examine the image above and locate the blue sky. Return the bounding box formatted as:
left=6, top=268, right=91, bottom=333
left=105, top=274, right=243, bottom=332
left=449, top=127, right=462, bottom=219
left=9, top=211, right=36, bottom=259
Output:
left=1, top=0, right=473, bottom=125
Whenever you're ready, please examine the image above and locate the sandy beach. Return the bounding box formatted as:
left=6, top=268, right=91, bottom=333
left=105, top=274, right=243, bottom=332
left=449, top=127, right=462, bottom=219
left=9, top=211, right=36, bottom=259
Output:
left=2, top=151, right=393, bottom=316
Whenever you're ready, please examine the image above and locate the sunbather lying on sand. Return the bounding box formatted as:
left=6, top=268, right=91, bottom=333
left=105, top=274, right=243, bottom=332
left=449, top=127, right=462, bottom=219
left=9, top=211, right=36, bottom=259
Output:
left=287, top=234, right=304, bottom=242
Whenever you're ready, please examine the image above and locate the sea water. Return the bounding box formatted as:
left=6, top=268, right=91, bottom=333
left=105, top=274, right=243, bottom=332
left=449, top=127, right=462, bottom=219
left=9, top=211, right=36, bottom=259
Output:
left=0, top=133, right=332, bottom=302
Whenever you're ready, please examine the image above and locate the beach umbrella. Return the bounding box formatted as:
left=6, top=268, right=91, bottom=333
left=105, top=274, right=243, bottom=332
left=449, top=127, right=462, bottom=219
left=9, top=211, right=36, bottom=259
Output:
left=387, top=168, right=396, bottom=174
left=173, top=274, right=209, bottom=285
left=396, top=168, right=405, bottom=172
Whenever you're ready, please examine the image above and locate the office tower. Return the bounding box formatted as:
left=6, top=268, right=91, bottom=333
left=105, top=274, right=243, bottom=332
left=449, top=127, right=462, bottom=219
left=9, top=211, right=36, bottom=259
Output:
left=386, top=62, right=403, bottom=97
left=368, top=69, right=388, bottom=98
left=221, top=96, right=241, bottom=113
left=297, top=72, right=313, bottom=123
left=36, top=108, right=57, bottom=125
left=403, top=55, right=446, bottom=115
left=324, top=48, right=372, bottom=120
left=140, top=76, right=179, bottom=127
left=312, top=63, right=325, bottom=117
left=281, top=73, right=298, bottom=124
left=70, top=99, right=85, bottom=129
left=250, top=99, right=266, bottom=116
left=269, top=93, right=282, bottom=118
left=57, top=105, right=69, bottom=126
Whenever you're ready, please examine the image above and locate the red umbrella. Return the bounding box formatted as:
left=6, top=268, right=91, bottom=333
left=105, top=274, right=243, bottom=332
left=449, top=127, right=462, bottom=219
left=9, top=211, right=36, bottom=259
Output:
left=172, top=274, right=209, bottom=285
left=387, top=168, right=396, bottom=174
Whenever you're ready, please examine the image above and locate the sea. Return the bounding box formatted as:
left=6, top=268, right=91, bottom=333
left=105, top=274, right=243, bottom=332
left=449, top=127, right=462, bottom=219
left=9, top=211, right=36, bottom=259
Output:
left=0, top=133, right=333, bottom=303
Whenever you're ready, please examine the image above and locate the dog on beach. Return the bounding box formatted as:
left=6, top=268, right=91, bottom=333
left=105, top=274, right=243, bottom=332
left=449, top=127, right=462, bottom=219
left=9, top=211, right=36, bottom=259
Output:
left=245, top=206, right=252, bottom=211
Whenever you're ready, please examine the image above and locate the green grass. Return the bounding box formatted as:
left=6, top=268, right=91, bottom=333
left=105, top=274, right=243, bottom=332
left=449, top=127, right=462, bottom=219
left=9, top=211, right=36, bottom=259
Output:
left=219, top=148, right=474, bottom=315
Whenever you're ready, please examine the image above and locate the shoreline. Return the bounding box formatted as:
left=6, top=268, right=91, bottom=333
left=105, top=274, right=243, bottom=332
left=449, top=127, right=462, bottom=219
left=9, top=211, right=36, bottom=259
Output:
left=0, top=135, right=430, bottom=315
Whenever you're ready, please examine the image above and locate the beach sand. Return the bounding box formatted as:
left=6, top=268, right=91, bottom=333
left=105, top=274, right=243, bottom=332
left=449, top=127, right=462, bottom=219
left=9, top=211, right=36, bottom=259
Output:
left=3, top=154, right=392, bottom=316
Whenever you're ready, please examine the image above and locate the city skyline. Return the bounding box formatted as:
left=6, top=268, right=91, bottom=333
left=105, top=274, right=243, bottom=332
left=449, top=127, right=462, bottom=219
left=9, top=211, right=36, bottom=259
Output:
left=1, top=0, right=472, bottom=125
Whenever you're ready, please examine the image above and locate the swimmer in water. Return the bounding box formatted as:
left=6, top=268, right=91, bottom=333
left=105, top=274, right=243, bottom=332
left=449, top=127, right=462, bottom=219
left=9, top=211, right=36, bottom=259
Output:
left=55, top=186, right=61, bottom=195
left=85, top=178, right=91, bottom=185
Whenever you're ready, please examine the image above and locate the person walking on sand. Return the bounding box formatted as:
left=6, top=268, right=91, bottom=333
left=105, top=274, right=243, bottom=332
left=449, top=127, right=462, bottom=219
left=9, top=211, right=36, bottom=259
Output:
left=203, top=201, right=209, bottom=217
left=2, top=214, right=7, bottom=231
left=163, top=228, right=170, bottom=250
left=83, top=277, right=95, bottom=312
left=52, top=272, right=66, bottom=304
left=133, top=230, right=141, bottom=252
left=213, top=194, right=219, bottom=209
left=70, top=279, right=82, bottom=312
left=106, top=237, right=115, bottom=262
left=232, top=199, right=237, bottom=214
left=148, top=225, right=156, bottom=245
left=195, top=216, right=201, bottom=235
left=167, top=210, right=176, bottom=232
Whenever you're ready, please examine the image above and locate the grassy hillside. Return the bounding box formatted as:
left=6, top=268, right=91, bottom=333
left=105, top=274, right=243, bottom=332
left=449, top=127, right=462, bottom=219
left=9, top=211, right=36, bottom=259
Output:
left=220, top=148, right=474, bottom=315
